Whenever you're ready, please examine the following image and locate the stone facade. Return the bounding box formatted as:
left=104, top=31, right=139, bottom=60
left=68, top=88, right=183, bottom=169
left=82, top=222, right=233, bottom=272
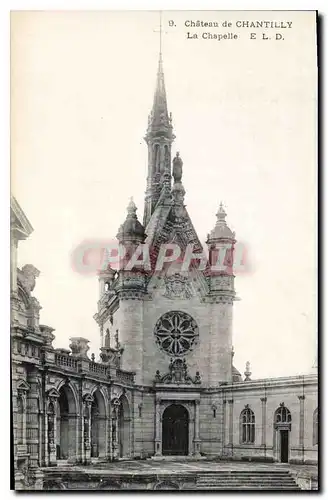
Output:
left=11, top=53, right=318, bottom=491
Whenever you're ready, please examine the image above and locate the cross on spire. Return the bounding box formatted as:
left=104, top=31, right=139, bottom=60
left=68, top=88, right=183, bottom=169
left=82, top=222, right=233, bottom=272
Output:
left=153, top=11, right=167, bottom=57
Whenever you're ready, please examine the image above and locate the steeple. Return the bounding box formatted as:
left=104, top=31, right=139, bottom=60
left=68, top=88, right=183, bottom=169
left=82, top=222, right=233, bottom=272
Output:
left=143, top=47, right=175, bottom=227
left=147, top=54, right=170, bottom=132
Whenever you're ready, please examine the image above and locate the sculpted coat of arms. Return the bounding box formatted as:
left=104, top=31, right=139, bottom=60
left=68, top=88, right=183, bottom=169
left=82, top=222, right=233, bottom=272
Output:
left=163, top=273, right=192, bottom=299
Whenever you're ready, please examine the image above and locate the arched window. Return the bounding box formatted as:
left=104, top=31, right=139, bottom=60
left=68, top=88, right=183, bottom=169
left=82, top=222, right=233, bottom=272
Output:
left=313, top=408, right=318, bottom=445
left=17, top=394, right=24, bottom=444
left=275, top=405, right=292, bottom=424
left=240, top=406, right=255, bottom=443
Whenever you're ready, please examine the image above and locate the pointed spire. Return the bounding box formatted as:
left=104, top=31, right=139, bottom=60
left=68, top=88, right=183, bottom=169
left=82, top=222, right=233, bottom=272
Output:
left=147, top=53, right=170, bottom=133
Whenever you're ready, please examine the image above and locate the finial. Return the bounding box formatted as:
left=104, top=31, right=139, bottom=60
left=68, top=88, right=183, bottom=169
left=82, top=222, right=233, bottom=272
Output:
left=231, top=345, right=235, bottom=358
left=159, top=11, right=163, bottom=56
left=216, top=202, right=227, bottom=220
left=127, top=197, right=137, bottom=217
left=244, top=361, right=252, bottom=381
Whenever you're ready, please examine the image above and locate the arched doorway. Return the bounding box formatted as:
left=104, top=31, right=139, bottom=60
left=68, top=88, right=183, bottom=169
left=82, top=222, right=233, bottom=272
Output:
left=56, top=385, right=77, bottom=460
left=274, top=404, right=292, bottom=463
left=118, top=396, right=130, bottom=458
left=91, top=390, right=106, bottom=459
left=162, top=404, right=189, bottom=456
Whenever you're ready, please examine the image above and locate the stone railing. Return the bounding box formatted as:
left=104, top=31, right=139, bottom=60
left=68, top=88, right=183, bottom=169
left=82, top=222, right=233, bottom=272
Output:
left=55, top=353, right=78, bottom=371
left=88, top=361, right=108, bottom=378
left=116, top=369, right=135, bottom=385
left=53, top=352, right=134, bottom=384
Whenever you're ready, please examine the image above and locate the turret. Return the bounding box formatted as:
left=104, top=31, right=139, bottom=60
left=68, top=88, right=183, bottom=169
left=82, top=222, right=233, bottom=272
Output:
left=117, top=198, right=146, bottom=246
left=207, top=204, right=237, bottom=385
left=115, top=199, right=147, bottom=384
left=117, top=198, right=146, bottom=271
left=206, top=202, right=236, bottom=276
left=97, top=265, right=116, bottom=296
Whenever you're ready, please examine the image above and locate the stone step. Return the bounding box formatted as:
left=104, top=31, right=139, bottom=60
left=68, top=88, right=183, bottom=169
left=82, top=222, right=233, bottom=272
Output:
left=197, top=471, right=300, bottom=490
left=198, top=480, right=298, bottom=485
left=198, top=487, right=300, bottom=490
left=198, top=476, right=294, bottom=480
left=197, top=481, right=295, bottom=486
left=198, top=478, right=297, bottom=482
left=198, top=475, right=295, bottom=479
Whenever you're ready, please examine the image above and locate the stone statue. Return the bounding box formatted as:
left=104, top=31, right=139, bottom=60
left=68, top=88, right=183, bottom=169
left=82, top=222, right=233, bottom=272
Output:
left=172, top=152, right=183, bottom=183
left=20, top=264, right=40, bottom=293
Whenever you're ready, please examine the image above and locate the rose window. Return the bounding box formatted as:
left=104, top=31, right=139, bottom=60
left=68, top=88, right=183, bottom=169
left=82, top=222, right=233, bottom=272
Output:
left=154, top=311, right=199, bottom=356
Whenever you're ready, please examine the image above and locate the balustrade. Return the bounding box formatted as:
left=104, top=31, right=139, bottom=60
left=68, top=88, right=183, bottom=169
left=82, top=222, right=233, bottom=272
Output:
left=54, top=354, right=78, bottom=370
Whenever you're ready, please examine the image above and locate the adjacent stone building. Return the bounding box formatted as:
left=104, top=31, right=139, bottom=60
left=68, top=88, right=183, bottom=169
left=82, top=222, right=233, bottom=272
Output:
left=11, top=53, right=318, bottom=490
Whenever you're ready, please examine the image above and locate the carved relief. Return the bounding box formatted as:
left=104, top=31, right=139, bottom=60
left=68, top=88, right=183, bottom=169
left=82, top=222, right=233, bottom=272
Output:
left=154, top=358, right=201, bottom=385
left=163, top=273, right=193, bottom=300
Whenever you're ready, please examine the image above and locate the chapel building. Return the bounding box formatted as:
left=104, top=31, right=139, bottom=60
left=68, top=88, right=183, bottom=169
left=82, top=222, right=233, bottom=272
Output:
left=11, top=53, right=318, bottom=490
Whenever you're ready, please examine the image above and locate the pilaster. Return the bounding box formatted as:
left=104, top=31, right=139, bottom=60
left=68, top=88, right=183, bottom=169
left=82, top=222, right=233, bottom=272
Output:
left=154, top=397, right=162, bottom=456
left=298, top=395, right=305, bottom=448
left=261, top=397, right=267, bottom=447
left=193, top=399, right=201, bottom=457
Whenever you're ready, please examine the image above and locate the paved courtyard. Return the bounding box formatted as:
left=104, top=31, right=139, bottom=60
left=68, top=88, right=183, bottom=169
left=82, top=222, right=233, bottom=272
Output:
left=52, top=458, right=317, bottom=477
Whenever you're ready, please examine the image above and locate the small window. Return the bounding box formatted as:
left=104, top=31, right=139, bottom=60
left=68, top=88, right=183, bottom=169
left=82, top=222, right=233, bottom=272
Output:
left=240, top=407, right=255, bottom=443
left=275, top=405, right=292, bottom=424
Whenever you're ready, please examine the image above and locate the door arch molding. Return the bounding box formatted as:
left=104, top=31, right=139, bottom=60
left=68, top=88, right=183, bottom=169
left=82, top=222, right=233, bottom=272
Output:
left=162, top=403, right=189, bottom=456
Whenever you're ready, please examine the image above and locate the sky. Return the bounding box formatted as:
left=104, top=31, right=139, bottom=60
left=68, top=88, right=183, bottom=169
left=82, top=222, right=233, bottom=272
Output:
left=11, top=10, right=317, bottom=378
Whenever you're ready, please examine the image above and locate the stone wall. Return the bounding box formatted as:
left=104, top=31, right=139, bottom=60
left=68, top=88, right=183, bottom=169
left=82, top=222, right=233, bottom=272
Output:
left=221, top=376, right=318, bottom=464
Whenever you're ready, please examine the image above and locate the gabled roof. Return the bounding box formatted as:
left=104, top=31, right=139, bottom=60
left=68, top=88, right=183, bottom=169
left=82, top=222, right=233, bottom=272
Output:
left=10, top=195, right=33, bottom=240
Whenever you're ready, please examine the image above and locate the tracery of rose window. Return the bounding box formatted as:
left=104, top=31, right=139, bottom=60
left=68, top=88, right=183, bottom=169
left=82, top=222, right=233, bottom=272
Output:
left=154, top=311, right=199, bottom=356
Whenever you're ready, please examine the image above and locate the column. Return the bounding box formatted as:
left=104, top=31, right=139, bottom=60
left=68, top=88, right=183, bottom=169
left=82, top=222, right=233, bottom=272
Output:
left=260, top=397, right=267, bottom=446
left=108, top=405, right=112, bottom=460
left=38, top=407, right=43, bottom=466
left=83, top=402, right=91, bottom=463
left=298, top=395, right=305, bottom=461
left=154, top=397, right=161, bottom=456
left=131, top=392, right=135, bottom=458
left=43, top=402, right=49, bottom=466
left=193, top=399, right=201, bottom=457
left=111, top=400, right=120, bottom=459
left=11, top=238, right=18, bottom=293
left=26, top=374, right=40, bottom=468
left=222, top=399, right=227, bottom=452
left=228, top=399, right=234, bottom=446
